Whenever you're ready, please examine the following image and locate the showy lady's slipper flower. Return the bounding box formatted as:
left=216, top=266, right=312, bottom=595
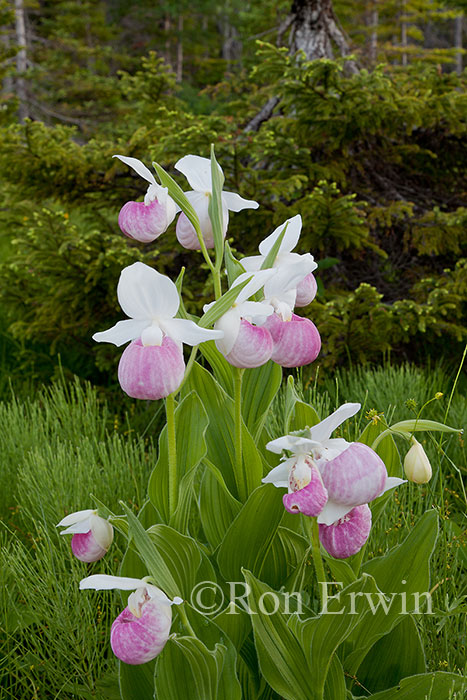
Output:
left=242, top=215, right=318, bottom=307
left=80, top=575, right=182, bottom=665
left=205, top=270, right=275, bottom=368
left=174, top=155, right=259, bottom=250
left=93, top=262, right=223, bottom=399
left=258, top=257, right=321, bottom=367
left=113, top=156, right=177, bottom=242
left=57, top=509, right=113, bottom=563
left=404, top=437, right=432, bottom=484
left=263, top=403, right=405, bottom=557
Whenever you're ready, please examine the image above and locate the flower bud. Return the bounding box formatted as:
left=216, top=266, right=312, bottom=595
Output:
left=57, top=509, right=114, bottom=563
left=404, top=438, right=432, bottom=484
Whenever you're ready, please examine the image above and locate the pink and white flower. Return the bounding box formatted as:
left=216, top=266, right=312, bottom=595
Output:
left=114, top=155, right=176, bottom=242
left=263, top=403, right=405, bottom=557
left=242, top=215, right=318, bottom=307
left=93, top=262, right=223, bottom=399
left=57, top=509, right=113, bottom=563
left=175, top=155, right=259, bottom=250
left=205, top=270, right=275, bottom=368
left=79, top=575, right=182, bottom=665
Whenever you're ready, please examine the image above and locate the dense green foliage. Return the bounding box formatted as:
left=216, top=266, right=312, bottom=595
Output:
left=0, top=1, right=466, bottom=384
left=1, top=368, right=465, bottom=697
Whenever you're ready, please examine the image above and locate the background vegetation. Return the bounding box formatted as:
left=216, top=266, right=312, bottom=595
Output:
left=0, top=1, right=465, bottom=697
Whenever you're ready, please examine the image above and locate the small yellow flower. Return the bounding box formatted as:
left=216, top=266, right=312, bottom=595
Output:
left=435, top=392, right=443, bottom=400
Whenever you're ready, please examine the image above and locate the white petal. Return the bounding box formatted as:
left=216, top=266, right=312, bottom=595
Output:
left=160, top=318, right=224, bottom=346
left=317, top=500, right=354, bottom=526
left=381, top=476, right=407, bottom=494
left=79, top=575, right=147, bottom=591
left=59, top=518, right=93, bottom=535
left=141, top=324, right=163, bottom=346
left=237, top=301, right=274, bottom=321
left=310, top=403, right=361, bottom=443
left=117, top=262, right=180, bottom=321
left=222, top=191, right=259, bottom=212
left=233, top=269, right=275, bottom=305
left=175, top=155, right=216, bottom=192
left=261, top=462, right=291, bottom=487
left=240, top=255, right=262, bottom=272
left=258, top=215, right=302, bottom=257
left=93, top=319, right=148, bottom=347
left=214, top=308, right=241, bottom=355
left=266, top=434, right=321, bottom=454
left=185, top=190, right=215, bottom=236
left=56, top=509, right=95, bottom=527
left=264, top=255, right=317, bottom=300
left=113, top=155, right=156, bottom=185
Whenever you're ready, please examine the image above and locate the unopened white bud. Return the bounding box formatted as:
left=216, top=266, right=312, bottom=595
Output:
left=404, top=438, right=432, bottom=484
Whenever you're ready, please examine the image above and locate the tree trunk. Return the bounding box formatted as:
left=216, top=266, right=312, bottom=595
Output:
left=368, top=0, right=378, bottom=65
left=289, top=0, right=358, bottom=73
left=176, top=15, right=183, bottom=83
left=14, top=0, right=28, bottom=122
left=400, top=0, right=408, bottom=67
left=455, top=14, right=463, bottom=76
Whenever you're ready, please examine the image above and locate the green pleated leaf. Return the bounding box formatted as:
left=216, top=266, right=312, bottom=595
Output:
left=181, top=362, right=262, bottom=501
left=242, top=570, right=313, bottom=700
left=200, top=340, right=235, bottom=395
left=146, top=524, right=202, bottom=599
left=288, top=574, right=379, bottom=699
left=284, top=376, right=320, bottom=434
left=183, top=607, right=243, bottom=700
left=199, top=460, right=242, bottom=549
left=343, top=510, right=438, bottom=676
left=155, top=636, right=225, bottom=700
left=368, top=672, right=467, bottom=699
left=224, top=242, right=246, bottom=286
left=241, top=361, right=282, bottom=441
left=208, top=145, right=226, bottom=269
left=389, top=419, right=462, bottom=435
left=323, top=655, right=347, bottom=700
left=217, top=485, right=284, bottom=582
left=198, top=277, right=252, bottom=329
left=358, top=418, right=402, bottom=478
left=260, top=221, right=288, bottom=270
left=120, top=500, right=160, bottom=581
left=260, top=526, right=309, bottom=590
left=322, top=554, right=357, bottom=589
left=119, top=659, right=155, bottom=700
left=353, top=615, right=425, bottom=695
left=120, top=503, right=180, bottom=598
left=148, top=391, right=208, bottom=525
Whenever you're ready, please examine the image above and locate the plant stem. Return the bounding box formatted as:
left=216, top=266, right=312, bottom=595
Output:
left=166, top=393, right=178, bottom=516
left=177, top=604, right=196, bottom=637
left=308, top=516, right=326, bottom=605
left=176, top=345, right=198, bottom=394
left=234, top=367, right=245, bottom=500
left=212, top=269, right=222, bottom=300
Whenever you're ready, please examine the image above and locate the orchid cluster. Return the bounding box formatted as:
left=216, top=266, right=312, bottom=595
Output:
left=54, top=150, right=455, bottom=688
left=262, top=403, right=405, bottom=558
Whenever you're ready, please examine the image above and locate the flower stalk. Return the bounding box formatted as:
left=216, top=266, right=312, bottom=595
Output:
left=234, top=367, right=245, bottom=500
left=166, top=393, right=178, bottom=516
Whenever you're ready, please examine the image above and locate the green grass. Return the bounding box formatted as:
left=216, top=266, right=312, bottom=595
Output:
left=0, top=380, right=159, bottom=699
left=0, top=363, right=465, bottom=698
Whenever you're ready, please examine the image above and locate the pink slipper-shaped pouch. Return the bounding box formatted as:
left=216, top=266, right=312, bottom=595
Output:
left=118, top=200, right=171, bottom=242
left=118, top=337, right=185, bottom=400
left=295, top=273, right=318, bottom=307
left=264, top=313, right=321, bottom=367
left=319, top=504, right=372, bottom=559
left=224, top=319, right=273, bottom=368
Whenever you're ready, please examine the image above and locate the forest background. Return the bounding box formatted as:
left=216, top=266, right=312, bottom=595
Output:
left=0, top=0, right=466, bottom=394
left=0, top=2, right=466, bottom=698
